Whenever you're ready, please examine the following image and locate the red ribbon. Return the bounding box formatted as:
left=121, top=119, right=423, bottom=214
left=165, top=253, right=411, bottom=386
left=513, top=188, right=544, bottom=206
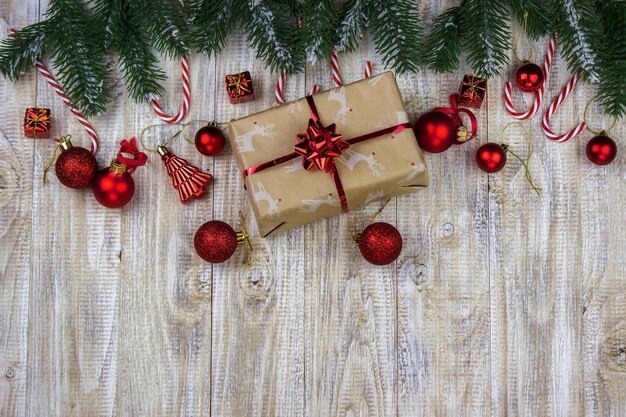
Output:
left=434, top=93, right=478, bottom=141
left=117, top=137, right=148, bottom=174
left=243, top=95, right=412, bottom=212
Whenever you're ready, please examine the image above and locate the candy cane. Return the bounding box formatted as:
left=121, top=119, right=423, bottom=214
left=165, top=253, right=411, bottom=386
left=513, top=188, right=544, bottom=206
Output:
left=330, top=51, right=343, bottom=87
left=275, top=71, right=286, bottom=105
left=503, top=36, right=556, bottom=120
left=308, top=84, right=319, bottom=95
left=364, top=61, right=373, bottom=78
left=10, top=29, right=100, bottom=153
left=541, top=75, right=586, bottom=142
left=149, top=56, right=190, bottom=124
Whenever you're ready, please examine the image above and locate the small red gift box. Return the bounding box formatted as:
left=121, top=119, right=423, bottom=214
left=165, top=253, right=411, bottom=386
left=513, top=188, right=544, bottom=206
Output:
left=458, top=75, right=487, bottom=109
left=225, top=71, right=254, bottom=104
left=24, top=108, right=51, bottom=138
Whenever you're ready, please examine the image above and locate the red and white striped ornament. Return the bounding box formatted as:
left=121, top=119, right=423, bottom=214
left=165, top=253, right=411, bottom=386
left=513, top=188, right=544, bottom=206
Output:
left=275, top=71, right=286, bottom=105
left=541, top=75, right=586, bottom=142
left=11, top=28, right=100, bottom=154
left=149, top=56, right=191, bottom=124
left=503, top=35, right=556, bottom=120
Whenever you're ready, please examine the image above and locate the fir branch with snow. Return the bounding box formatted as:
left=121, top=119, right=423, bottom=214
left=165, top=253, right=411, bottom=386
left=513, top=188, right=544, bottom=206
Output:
left=334, top=0, right=370, bottom=53
left=301, top=0, right=337, bottom=63
left=507, top=0, right=553, bottom=40
left=0, top=22, right=47, bottom=80
left=424, top=6, right=461, bottom=72
left=187, top=0, right=236, bottom=55
left=369, top=0, right=423, bottom=74
left=129, top=0, right=190, bottom=59
left=460, top=0, right=511, bottom=77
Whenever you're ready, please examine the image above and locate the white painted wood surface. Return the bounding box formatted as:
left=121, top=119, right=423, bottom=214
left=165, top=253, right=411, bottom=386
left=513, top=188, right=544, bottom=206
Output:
left=1, top=1, right=626, bottom=416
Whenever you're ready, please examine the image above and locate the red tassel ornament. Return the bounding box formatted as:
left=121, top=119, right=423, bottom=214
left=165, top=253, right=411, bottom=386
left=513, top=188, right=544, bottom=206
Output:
left=158, top=146, right=213, bottom=204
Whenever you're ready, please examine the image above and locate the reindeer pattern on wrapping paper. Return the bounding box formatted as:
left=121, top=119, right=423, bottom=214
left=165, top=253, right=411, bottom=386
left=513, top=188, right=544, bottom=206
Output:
left=234, top=123, right=276, bottom=153
left=250, top=182, right=280, bottom=216
left=299, top=194, right=339, bottom=213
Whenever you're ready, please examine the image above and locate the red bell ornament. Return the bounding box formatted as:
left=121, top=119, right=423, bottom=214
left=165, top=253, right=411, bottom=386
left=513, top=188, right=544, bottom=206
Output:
left=158, top=146, right=213, bottom=203
left=355, top=222, right=403, bottom=266
left=194, top=213, right=252, bottom=263
left=515, top=62, right=545, bottom=93
left=54, top=136, right=98, bottom=189
left=195, top=123, right=226, bottom=156
left=476, top=142, right=507, bottom=173
left=586, top=135, right=617, bottom=165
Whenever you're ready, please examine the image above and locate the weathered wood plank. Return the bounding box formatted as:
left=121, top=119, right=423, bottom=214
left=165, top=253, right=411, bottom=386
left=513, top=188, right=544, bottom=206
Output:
left=0, top=2, right=38, bottom=415
left=210, top=29, right=306, bottom=417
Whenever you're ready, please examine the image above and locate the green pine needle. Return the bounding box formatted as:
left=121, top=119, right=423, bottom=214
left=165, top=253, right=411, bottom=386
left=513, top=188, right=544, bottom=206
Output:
left=595, top=0, right=626, bottom=117
left=129, top=0, right=190, bottom=59
left=301, top=0, right=337, bottom=63
left=240, top=0, right=303, bottom=75
left=424, top=7, right=461, bottom=73
left=460, top=0, right=511, bottom=77
left=45, top=0, right=110, bottom=116
left=334, top=0, right=370, bottom=53
left=0, top=22, right=47, bottom=80
left=554, top=0, right=601, bottom=81
left=508, top=0, right=553, bottom=39
left=187, top=0, right=236, bottom=55
left=369, top=0, right=423, bottom=74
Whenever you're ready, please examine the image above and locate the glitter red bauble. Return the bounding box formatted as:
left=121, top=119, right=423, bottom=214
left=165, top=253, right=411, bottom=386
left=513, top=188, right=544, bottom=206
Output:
left=55, top=146, right=98, bottom=189
left=414, top=111, right=457, bottom=153
left=195, top=125, right=226, bottom=156
left=92, top=163, right=135, bottom=208
left=194, top=220, right=238, bottom=263
left=586, top=135, right=617, bottom=165
left=358, top=222, right=403, bottom=266
left=476, top=143, right=507, bottom=173
left=515, top=62, right=544, bottom=93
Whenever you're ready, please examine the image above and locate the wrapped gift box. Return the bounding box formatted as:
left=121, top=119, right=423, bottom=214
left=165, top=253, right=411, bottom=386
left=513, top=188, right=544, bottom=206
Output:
left=24, top=108, right=51, bottom=138
left=225, top=71, right=254, bottom=104
left=228, top=71, right=429, bottom=237
left=458, top=74, right=487, bottom=108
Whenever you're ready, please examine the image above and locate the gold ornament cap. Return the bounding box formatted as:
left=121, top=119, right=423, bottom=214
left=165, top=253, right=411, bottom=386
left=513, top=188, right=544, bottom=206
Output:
left=58, top=135, right=73, bottom=151
left=109, top=159, right=127, bottom=175
left=456, top=126, right=469, bottom=143
left=157, top=145, right=169, bottom=157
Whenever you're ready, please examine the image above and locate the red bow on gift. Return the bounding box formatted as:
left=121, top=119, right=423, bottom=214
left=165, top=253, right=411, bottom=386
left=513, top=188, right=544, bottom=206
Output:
left=295, top=118, right=349, bottom=173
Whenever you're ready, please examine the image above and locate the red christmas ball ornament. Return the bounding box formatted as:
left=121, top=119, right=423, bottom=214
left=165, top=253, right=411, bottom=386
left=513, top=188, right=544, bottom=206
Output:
left=195, top=123, right=226, bottom=156
left=357, top=222, right=403, bottom=266
left=54, top=136, right=98, bottom=189
left=194, top=218, right=251, bottom=263
left=92, top=160, right=135, bottom=208
left=515, top=62, right=544, bottom=93
left=476, top=142, right=507, bottom=173
left=586, top=135, right=617, bottom=165
left=414, top=111, right=458, bottom=153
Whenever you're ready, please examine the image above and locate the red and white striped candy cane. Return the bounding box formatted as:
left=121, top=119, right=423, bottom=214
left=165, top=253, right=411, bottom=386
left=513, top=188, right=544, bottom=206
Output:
left=364, top=61, right=372, bottom=78
left=308, top=84, right=319, bottom=95
left=10, top=29, right=100, bottom=153
left=275, top=71, right=286, bottom=105
left=503, top=35, right=556, bottom=120
left=541, top=74, right=586, bottom=142
left=330, top=51, right=343, bottom=87
left=149, top=56, right=190, bottom=124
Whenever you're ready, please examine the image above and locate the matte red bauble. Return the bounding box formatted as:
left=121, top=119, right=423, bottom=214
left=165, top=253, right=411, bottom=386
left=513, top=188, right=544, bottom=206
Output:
left=54, top=136, right=98, bottom=189
left=476, top=143, right=507, bottom=173
left=195, top=124, right=226, bottom=156
left=357, top=222, right=403, bottom=266
left=586, top=135, right=617, bottom=165
left=92, top=160, right=135, bottom=208
left=194, top=220, right=239, bottom=263
left=515, top=62, right=544, bottom=93
left=414, top=111, right=457, bottom=153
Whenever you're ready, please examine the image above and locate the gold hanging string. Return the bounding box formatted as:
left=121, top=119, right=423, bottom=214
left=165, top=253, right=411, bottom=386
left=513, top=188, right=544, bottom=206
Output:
left=512, top=12, right=536, bottom=64
left=42, top=135, right=67, bottom=185
left=583, top=95, right=617, bottom=136
left=139, top=119, right=229, bottom=151
left=497, top=122, right=541, bottom=195
left=352, top=198, right=392, bottom=243
left=238, top=210, right=254, bottom=266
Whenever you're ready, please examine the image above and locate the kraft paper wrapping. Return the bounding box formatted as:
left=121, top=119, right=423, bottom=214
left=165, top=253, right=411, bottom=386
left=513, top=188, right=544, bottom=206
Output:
left=228, top=71, right=429, bottom=237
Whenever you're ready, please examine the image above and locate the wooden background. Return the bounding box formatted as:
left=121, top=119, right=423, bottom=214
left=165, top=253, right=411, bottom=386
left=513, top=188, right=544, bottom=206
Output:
left=1, top=1, right=626, bottom=416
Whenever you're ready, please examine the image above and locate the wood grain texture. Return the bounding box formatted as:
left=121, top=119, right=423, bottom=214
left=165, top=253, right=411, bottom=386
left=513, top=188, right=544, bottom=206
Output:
left=1, top=2, right=626, bottom=416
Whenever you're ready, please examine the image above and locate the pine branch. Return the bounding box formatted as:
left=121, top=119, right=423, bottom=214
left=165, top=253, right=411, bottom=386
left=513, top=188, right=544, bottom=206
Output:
left=334, top=0, right=370, bottom=53
left=45, top=0, right=110, bottom=116
left=0, top=22, right=47, bottom=80
left=424, top=6, right=461, bottom=73
left=369, top=0, right=423, bottom=74
left=301, top=0, right=336, bottom=63
left=240, top=0, right=303, bottom=75
left=507, top=0, right=553, bottom=39
left=129, top=0, right=190, bottom=59
left=187, top=0, right=236, bottom=55
left=594, top=0, right=626, bottom=117
left=554, top=0, right=601, bottom=80
left=460, top=0, right=511, bottom=77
